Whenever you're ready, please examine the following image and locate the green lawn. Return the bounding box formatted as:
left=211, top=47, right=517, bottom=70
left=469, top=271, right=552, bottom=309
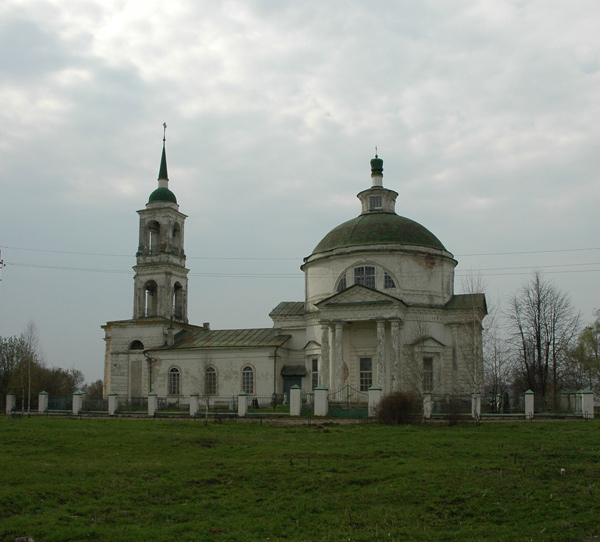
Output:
left=1, top=417, right=599, bottom=541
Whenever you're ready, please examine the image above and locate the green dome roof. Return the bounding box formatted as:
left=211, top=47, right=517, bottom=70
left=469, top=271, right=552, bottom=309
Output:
left=148, top=186, right=177, bottom=204
left=312, top=213, right=446, bottom=254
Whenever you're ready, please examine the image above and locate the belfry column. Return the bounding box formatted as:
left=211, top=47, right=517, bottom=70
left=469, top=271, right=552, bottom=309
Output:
left=376, top=319, right=386, bottom=388
left=320, top=324, right=330, bottom=388
left=334, top=322, right=344, bottom=390
left=390, top=319, right=402, bottom=392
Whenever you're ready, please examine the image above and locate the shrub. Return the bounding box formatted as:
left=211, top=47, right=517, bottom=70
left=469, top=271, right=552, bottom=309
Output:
left=444, top=397, right=466, bottom=426
left=376, top=392, right=421, bottom=425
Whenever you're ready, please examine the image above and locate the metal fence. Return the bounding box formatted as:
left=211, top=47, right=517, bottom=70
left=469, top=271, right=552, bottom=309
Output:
left=82, top=398, right=108, bottom=412
left=48, top=396, right=73, bottom=411
left=430, top=395, right=472, bottom=416
left=157, top=396, right=190, bottom=412
left=117, top=397, right=148, bottom=412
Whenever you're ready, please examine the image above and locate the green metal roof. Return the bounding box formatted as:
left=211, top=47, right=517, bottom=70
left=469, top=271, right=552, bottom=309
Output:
left=269, top=301, right=305, bottom=318
left=172, top=328, right=290, bottom=349
left=312, top=213, right=446, bottom=255
left=445, top=293, right=487, bottom=313
left=148, top=186, right=177, bottom=204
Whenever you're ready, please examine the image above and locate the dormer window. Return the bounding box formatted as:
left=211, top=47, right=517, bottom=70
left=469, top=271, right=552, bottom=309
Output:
left=369, top=196, right=382, bottom=211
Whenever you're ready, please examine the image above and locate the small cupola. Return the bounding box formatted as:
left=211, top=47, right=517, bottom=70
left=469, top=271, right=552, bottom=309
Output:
left=357, top=153, right=398, bottom=214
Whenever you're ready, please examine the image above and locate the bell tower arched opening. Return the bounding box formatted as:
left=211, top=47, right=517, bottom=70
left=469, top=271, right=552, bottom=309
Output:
left=144, top=280, right=158, bottom=317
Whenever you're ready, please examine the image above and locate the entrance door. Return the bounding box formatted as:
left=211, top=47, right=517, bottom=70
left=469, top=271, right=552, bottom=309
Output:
left=283, top=377, right=302, bottom=398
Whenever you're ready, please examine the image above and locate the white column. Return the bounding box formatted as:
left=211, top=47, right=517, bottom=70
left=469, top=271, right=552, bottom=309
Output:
left=390, top=320, right=401, bottom=393
left=334, top=322, right=344, bottom=391
left=524, top=390, right=534, bottom=419
left=148, top=392, right=158, bottom=417
left=190, top=393, right=199, bottom=417
left=108, top=393, right=119, bottom=416
left=38, top=392, right=49, bottom=413
left=6, top=394, right=16, bottom=414
left=423, top=393, right=433, bottom=419
left=314, top=386, right=329, bottom=417
left=238, top=393, right=248, bottom=417
left=320, top=324, right=330, bottom=389
left=580, top=389, right=594, bottom=419
left=72, top=391, right=83, bottom=415
left=368, top=385, right=383, bottom=417
left=376, top=320, right=386, bottom=388
left=290, top=385, right=302, bottom=416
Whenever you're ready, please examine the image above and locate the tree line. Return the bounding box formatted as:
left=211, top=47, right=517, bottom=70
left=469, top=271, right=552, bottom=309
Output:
left=484, top=271, right=599, bottom=407
left=0, top=321, right=103, bottom=412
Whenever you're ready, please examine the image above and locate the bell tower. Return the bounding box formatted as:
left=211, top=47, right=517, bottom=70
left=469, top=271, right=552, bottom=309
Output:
left=133, top=125, right=189, bottom=323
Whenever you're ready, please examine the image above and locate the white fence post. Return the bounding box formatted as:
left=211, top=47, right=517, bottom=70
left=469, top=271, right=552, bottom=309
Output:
left=314, top=385, right=329, bottom=417
left=190, top=393, right=200, bottom=417
left=524, top=390, right=534, bottom=419
left=148, top=392, right=158, bottom=417
left=6, top=394, right=16, bottom=414
left=368, top=385, right=383, bottom=417
left=72, top=391, right=84, bottom=415
left=290, top=385, right=302, bottom=416
left=580, top=389, right=594, bottom=419
left=108, top=393, right=119, bottom=416
left=423, top=393, right=432, bottom=419
left=238, top=393, right=248, bottom=417
left=38, top=391, right=49, bottom=413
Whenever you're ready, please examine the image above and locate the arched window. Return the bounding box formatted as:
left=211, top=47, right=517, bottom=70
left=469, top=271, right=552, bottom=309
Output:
left=172, top=223, right=181, bottom=254
left=173, top=282, right=184, bottom=319
left=168, top=367, right=181, bottom=395
left=354, top=266, right=376, bottom=289
left=241, top=365, right=254, bottom=394
left=129, top=340, right=144, bottom=350
left=384, top=272, right=396, bottom=289
left=336, top=273, right=347, bottom=292
left=148, top=221, right=161, bottom=254
left=205, top=366, right=217, bottom=396
left=144, top=281, right=158, bottom=317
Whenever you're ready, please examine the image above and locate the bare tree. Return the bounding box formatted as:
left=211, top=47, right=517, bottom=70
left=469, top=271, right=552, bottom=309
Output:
left=562, top=310, right=600, bottom=390
left=505, top=272, right=580, bottom=409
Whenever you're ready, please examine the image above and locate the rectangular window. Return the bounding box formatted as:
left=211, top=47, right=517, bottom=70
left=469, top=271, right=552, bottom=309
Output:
left=168, top=368, right=181, bottom=395
left=354, top=266, right=376, bottom=289
left=205, top=367, right=217, bottom=395
left=242, top=366, right=254, bottom=394
left=369, top=196, right=382, bottom=210
left=312, top=358, right=319, bottom=390
left=359, top=357, right=372, bottom=391
left=423, top=357, right=434, bottom=392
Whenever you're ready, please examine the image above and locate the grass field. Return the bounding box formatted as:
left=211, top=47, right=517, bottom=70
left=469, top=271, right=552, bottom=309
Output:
left=1, top=417, right=599, bottom=542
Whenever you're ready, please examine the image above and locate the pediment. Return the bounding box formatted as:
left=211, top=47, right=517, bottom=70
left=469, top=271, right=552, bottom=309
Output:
left=408, top=335, right=446, bottom=348
left=317, top=284, right=406, bottom=308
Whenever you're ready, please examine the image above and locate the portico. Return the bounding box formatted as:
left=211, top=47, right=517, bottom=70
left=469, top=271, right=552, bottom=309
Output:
left=314, top=285, right=407, bottom=393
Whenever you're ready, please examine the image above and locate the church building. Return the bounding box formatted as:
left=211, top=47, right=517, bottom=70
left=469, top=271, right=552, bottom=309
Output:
left=103, top=139, right=486, bottom=401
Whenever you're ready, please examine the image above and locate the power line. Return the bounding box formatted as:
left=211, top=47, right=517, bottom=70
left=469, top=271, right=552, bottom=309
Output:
left=2, top=244, right=600, bottom=261
left=4, top=260, right=600, bottom=278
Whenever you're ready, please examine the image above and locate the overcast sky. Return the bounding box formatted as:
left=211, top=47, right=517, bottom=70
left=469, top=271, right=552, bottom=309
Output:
left=1, top=0, right=598, bottom=383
